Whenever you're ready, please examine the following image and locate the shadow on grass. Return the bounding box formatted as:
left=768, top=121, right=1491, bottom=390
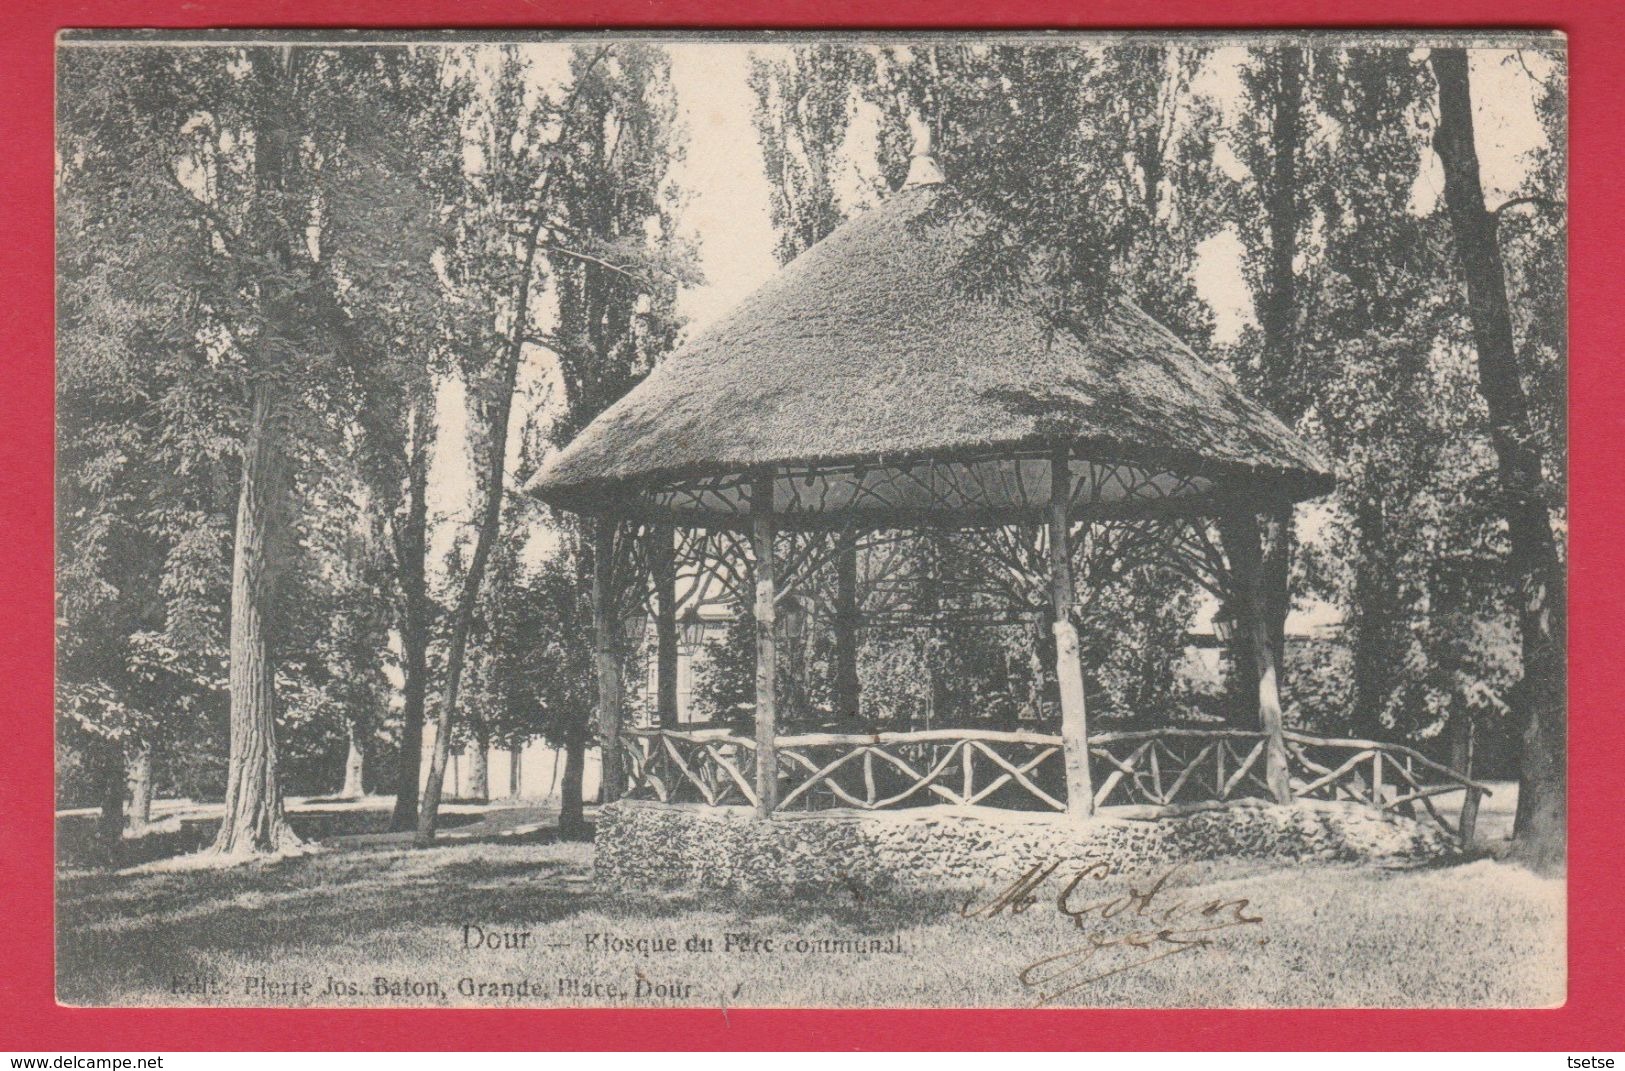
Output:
left=56, top=807, right=489, bottom=871
left=58, top=843, right=581, bottom=1002
left=56, top=812, right=985, bottom=1006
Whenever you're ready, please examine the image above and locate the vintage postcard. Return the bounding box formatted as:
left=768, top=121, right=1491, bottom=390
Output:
left=54, top=28, right=1567, bottom=1010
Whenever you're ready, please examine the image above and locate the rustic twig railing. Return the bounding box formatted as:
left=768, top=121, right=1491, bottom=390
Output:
left=619, top=726, right=1491, bottom=844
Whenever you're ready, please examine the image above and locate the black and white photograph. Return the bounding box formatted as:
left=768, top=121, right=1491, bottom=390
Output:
left=54, top=29, right=1567, bottom=1009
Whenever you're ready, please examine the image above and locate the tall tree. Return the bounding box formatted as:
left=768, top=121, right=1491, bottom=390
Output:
left=543, top=45, right=692, bottom=839
left=1225, top=47, right=1311, bottom=714
left=1430, top=48, right=1566, bottom=870
left=57, top=46, right=239, bottom=860
left=748, top=46, right=872, bottom=263
left=417, top=45, right=691, bottom=841
left=59, top=43, right=475, bottom=856
left=333, top=49, right=470, bottom=829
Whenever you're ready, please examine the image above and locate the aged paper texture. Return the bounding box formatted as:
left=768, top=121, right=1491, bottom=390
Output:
left=55, top=29, right=1566, bottom=1009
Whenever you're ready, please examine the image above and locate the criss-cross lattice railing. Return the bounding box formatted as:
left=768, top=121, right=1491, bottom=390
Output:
left=620, top=727, right=761, bottom=808
left=1282, top=731, right=1491, bottom=843
left=618, top=726, right=1490, bottom=843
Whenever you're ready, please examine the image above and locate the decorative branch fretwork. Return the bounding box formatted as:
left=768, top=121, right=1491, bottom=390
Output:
left=635, top=452, right=1227, bottom=530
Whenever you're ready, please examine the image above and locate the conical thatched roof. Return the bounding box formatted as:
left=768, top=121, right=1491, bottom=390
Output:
left=527, top=183, right=1332, bottom=530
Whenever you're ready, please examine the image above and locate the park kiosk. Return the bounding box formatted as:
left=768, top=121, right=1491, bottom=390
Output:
left=526, top=145, right=1486, bottom=842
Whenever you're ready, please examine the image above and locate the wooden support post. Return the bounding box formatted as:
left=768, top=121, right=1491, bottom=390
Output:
left=592, top=515, right=625, bottom=804
left=1459, top=788, right=1481, bottom=849
left=1048, top=452, right=1094, bottom=820
left=751, top=474, right=780, bottom=816
left=1225, top=509, right=1293, bottom=805
left=834, top=531, right=861, bottom=720
left=653, top=524, right=678, bottom=727
left=1452, top=713, right=1479, bottom=847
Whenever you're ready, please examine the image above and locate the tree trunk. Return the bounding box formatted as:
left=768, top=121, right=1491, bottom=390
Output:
left=1452, top=711, right=1480, bottom=846
left=340, top=727, right=365, bottom=799
left=211, top=52, right=301, bottom=858
left=834, top=533, right=861, bottom=720
left=507, top=745, right=522, bottom=799
left=1217, top=515, right=1259, bottom=726
left=467, top=735, right=490, bottom=801
left=653, top=525, right=679, bottom=727
left=1450, top=709, right=1476, bottom=776
left=127, top=746, right=153, bottom=831
left=96, top=741, right=125, bottom=866
left=1350, top=496, right=1392, bottom=741
left=417, top=208, right=539, bottom=847
left=1049, top=455, right=1094, bottom=820
left=1260, top=508, right=1292, bottom=689
left=1031, top=598, right=1059, bottom=718
left=1222, top=510, right=1292, bottom=805
left=211, top=383, right=299, bottom=856
left=1255, top=49, right=1305, bottom=709
left=1432, top=47, right=1566, bottom=872
left=751, top=475, right=780, bottom=816
left=592, top=517, right=626, bottom=805
left=390, top=399, right=431, bottom=832
left=558, top=731, right=588, bottom=840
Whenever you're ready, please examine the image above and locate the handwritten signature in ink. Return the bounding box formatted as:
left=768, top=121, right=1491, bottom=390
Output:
left=960, top=860, right=1265, bottom=1006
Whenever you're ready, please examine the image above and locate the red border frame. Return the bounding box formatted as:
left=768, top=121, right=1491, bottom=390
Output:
left=3, top=0, right=1620, bottom=1052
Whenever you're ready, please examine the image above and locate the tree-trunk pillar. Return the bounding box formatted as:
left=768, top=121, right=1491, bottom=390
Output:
left=340, top=728, right=365, bottom=799
left=127, top=746, right=154, bottom=830
left=467, top=736, right=489, bottom=801
left=1451, top=711, right=1479, bottom=847
left=96, top=740, right=125, bottom=866
left=1226, top=510, right=1293, bottom=804
left=751, top=474, right=780, bottom=817
left=653, top=525, right=679, bottom=727
left=390, top=398, right=430, bottom=831
left=834, top=531, right=861, bottom=720
left=1261, top=507, right=1292, bottom=696
left=592, top=515, right=625, bottom=805
left=1048, top=453, right=1094, bottom=820
left=507, top=745, right=523, bottom=799
left=558, top=730, right=587, bottom=840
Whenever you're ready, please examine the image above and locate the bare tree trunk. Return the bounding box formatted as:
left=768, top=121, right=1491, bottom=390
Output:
left=467, top=734, right=490, bottom=801
left=1432, top=48, right=1566, bottom=872
left=334, top=720, right=363, bottom=798
left=212, top=383, right=299, bottom=856
left=419, top=49, right=615, bottom=842
left=1451, top=711, right=1480, bottom=844
left=211, top=51, right=301, bottom=859
left=1049, top=456, right=1094, bottom=820
left=390, top=401, right=431, bottom=831
left=1217, top=516, right=1260, bottom=726
left=96, top=741, right=125, bottom=866
left=593, top=517, right=626, bottom=805
left=834, top=533, right=861, bottom=720
left=417, top=220, right=539, bottom=847
left=1222, top=511, right=1292, bottom=805
left=558, top=731, right=587, bottom=840
left=1350, top=496, right=1393, bottom=741
left=653, top=525, right=678, bottom=727
left=506, top=745, right=523, bottom=798
left=126, top=746, right=153, bottom=831
left=751, top=475, right=780, bottom=816
left=1450, top=710, right=1476, bottom=777
left=1260, top=509, right=1292, bottom=682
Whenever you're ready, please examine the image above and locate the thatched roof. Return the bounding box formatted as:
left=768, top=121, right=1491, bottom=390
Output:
left=527, top=183, right=1332, bottom=530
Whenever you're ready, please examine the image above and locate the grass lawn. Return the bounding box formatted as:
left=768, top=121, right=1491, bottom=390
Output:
left=56, top=789, right=1563, bottom=1009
